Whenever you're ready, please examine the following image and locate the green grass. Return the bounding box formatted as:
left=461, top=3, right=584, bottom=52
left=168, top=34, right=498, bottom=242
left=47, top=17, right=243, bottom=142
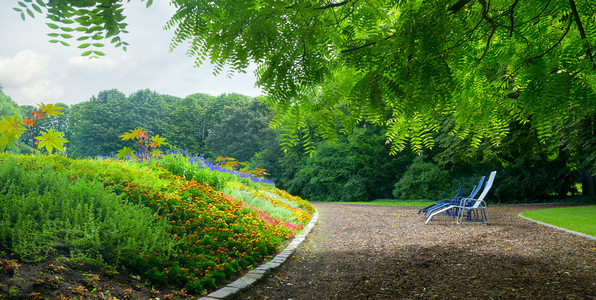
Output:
left=521, top=205, right=596, bottom=237
left=337, top=199, right=435, bottom=206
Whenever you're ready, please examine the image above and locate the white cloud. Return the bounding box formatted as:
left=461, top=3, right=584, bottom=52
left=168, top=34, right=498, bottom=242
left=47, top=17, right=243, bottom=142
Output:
left=0, top=50, right=65, bottom=105
left=0, top=50, right=49, bottom=88
left=67, top=55, right=119, bottom=70
left=19, top=79, right=64, bottom=103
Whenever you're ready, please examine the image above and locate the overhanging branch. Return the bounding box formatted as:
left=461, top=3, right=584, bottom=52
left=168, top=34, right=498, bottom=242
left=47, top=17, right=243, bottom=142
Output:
left=569, top=0, right=596, bottom=69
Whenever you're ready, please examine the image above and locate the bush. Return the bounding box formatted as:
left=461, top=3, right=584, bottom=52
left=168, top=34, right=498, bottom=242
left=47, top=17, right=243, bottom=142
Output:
left=0, top=155, right=175, bottom=265
left=393, top=156, right=452, bottom=200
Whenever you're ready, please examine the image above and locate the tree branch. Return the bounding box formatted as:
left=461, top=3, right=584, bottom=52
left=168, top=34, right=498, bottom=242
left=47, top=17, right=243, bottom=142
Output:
left=478, top=0, right=496, bottom=61
left=503, top=16, right=573, bottom=87
left=569, top=0, right=596, bottom=69
left=448, top=0, right=472, bottom=14
left=314, top=0, right=350, bottom=10
left=341, top=41, right=376, bottom=53
left=509, top=0, right=518, bottom=37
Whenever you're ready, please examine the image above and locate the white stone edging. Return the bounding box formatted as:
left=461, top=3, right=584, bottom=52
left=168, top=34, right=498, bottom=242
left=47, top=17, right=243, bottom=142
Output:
left=199, top=209, right=319, bottom=300
left=518, top=213, right=596, bottom=241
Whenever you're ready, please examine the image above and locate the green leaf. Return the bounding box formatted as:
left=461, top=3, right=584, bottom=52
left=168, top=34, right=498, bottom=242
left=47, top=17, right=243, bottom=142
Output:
left=47, top=33, right=59, bottom=37
left=59, top=41, right=70, bottom=46
left=48, top=39, right=60, bottom=43
left=60, top=27, right=74, bottom=32
left=38, top=102, right=65, bottom=117
left=81, top=50, right=93, bottom=57
left=119, top=128, right=146, bottom=141
left=0, top=115, right=26, bottom=135
left=13, top=7, right=22, bottom=12
left=60, top=34, right=73, bottom=39
left=20, top=12, right=25, bottom=21
left=31, top=3, right=42, bottom=13
left=0, top=132, right=17, bottom=151
left=78, top=43, right=91, bottom=49
left=18, top=1, right=27, bottom=8
left=93, top=51, right=105, bottom=56
left=35, top=128, right=69, bottom=154
left=62, top=19, right=75, bottom=24
left=92, top=43, right=104, bottom=47
left=46, top=23, right=59, bottom=29
left=26, top=8, right=34, bottom=18
left=117, top=146, right=136, bottom=159
left=76, top=36, right=90, bottom=41
left=75, top=27, right=88, bottom=32
left=146, top=0, right=153, bottom=8
left=36, top=0, right=45, bottom=7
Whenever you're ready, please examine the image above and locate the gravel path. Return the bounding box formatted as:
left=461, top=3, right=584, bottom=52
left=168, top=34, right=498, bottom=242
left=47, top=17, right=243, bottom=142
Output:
left=237, top=203, right=596, bottom=299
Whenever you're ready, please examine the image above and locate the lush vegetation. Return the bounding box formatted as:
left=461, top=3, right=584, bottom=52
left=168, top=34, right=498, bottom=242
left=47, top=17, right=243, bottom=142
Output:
left=521, top=205, right=596, bottom=237
left=0, top=151, right=314, bottom=293
left=17, top=1, right=596, bottom=157
left=7, top=0, right=596, bottom=205
left=1, top=86, right=594, bottom=204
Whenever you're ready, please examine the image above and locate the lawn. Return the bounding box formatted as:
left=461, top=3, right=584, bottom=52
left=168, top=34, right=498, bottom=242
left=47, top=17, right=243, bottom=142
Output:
left=521, top=205, right=596, bottom=237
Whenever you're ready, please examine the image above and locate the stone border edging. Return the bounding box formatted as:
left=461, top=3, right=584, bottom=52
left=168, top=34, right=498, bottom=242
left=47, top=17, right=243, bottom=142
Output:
left=518, top=213, right=596, bottom=241
left=198, top=209, right=319, bottom=300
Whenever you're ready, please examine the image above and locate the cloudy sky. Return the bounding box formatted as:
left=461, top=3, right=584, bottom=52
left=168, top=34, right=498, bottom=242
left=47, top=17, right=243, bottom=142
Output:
left=0, top=1, right=262, bottom=106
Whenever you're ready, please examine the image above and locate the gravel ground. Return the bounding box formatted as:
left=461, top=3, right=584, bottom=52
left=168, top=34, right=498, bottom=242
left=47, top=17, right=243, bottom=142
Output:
left=236, top=203, right=596, bottom=300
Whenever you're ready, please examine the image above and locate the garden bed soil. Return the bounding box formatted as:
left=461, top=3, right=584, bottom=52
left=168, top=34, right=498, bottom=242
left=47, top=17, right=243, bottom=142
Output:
left=237, top=203, right=596, bottom=299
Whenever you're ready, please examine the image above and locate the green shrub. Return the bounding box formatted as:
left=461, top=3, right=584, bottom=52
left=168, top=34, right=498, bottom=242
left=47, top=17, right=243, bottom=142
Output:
left=392, top=156, right=452, bottom=200
left=0, top=155, right=175, bottom=266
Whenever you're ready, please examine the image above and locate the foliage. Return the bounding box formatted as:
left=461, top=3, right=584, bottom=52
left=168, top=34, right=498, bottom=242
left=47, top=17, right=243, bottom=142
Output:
left=267, top=126, right=412, bottom=202
left=118, top=127, right=168, bottom=160
left=0, top=153, right=175, bottom=265
left=206, top=99, right=277, bottom=162
left=160, top=0, right=595, bottom=155
left=68, top=89, right=174, bottom=158
left=13, top=0, right=154, bottom=58
left=0, top=87, right=20, bottom=118
left=19, top=1, right=596, bottom=162
left=0, top=102, right=68, bottom=154
left=393, top=156, right=452, bottom=200
left=0, top=152, right=314, bottom=293
left=166, top=94, right=212, bottom=156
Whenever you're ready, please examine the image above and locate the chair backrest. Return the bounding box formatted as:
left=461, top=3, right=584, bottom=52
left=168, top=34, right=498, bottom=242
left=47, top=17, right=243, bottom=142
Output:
left=467, top=176, right=485, bottom=199
left=454, top=183, right=465, bottom=199
left=476, top=171, right=497, bottom=201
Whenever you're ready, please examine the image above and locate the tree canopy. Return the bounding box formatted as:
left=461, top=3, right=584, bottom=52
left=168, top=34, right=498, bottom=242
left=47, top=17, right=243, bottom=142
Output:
left=19, top=0, right=596, bottom=154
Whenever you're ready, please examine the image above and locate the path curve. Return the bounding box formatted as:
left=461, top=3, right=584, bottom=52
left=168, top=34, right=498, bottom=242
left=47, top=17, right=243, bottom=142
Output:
left=237, top=203, right=596, bottom=299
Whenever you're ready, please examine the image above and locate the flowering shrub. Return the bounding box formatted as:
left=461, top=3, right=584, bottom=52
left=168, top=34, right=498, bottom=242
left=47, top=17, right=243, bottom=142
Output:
left=0, top=152, right=314, bottom=294
left=99, top=149, right=275, bottom=185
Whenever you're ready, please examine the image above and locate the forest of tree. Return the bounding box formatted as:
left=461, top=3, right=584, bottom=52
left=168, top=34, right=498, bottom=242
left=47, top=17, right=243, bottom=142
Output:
left=4, top=0, right=596, bottom=203
left=1, top=85, right=593, bottom=203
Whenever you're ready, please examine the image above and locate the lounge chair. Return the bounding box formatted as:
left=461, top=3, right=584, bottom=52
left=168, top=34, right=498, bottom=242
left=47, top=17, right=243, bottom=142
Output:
left=425, top=171, right=496, bottom=225
left=424, top=175, right=485, bottom=219
left=418, top=183, right=465, bottom=214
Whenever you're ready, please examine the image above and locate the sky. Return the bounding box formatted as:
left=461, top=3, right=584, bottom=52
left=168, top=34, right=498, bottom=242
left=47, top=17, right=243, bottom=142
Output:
left=0, top=1, right=263, bottom=106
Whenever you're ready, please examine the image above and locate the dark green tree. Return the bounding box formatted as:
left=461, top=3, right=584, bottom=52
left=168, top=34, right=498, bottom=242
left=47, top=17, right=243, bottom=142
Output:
left=166, top=94, right=211, bottom=155
left=68, top=89, right=173, bottom=158
left=281, top=126, right=413, bottom=202
left=206, top=98, right=276, bottom=162
left=0, top=86, right=20, bottom=118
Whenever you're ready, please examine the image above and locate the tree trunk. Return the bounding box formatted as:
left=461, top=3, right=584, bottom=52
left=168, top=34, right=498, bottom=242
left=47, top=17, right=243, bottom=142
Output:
left=581, top=169, right=595, bottom=197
